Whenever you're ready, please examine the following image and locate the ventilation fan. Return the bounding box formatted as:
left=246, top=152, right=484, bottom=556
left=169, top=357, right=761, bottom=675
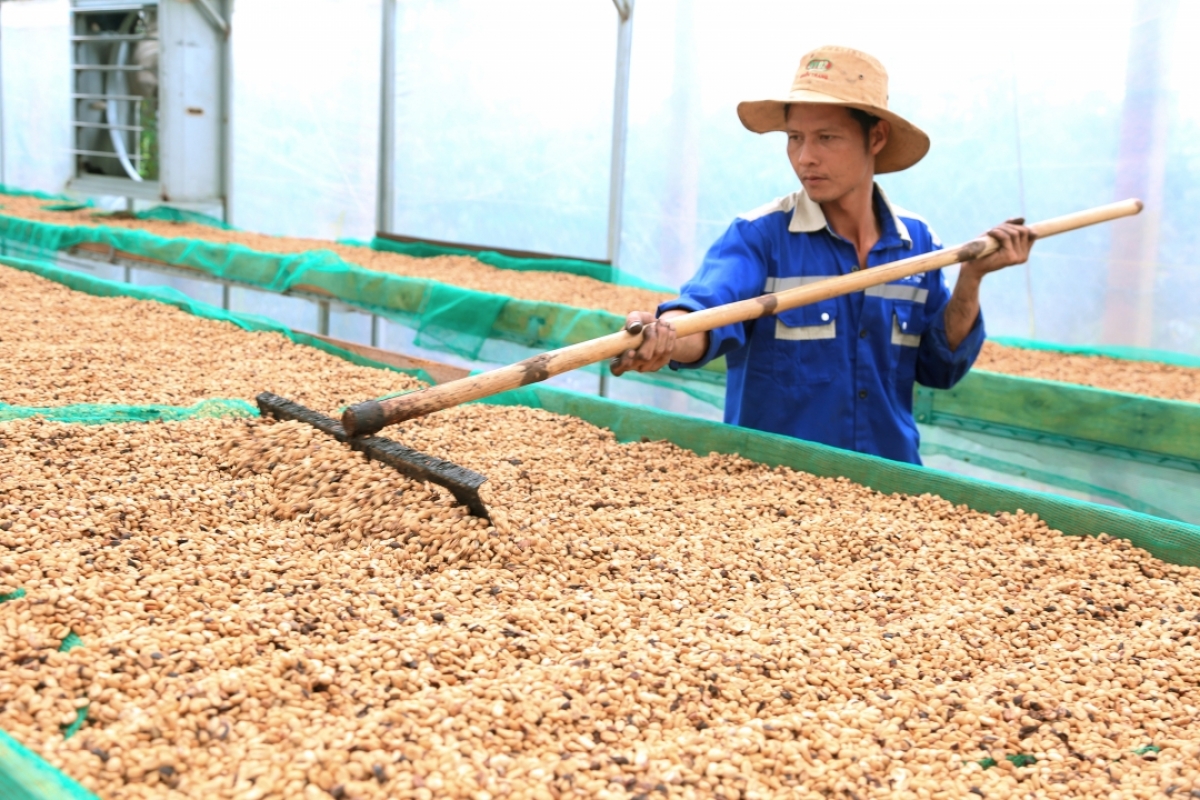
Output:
left=69, top=0, right=228, bottom=207
left=72, top=3, right=158, bottom=182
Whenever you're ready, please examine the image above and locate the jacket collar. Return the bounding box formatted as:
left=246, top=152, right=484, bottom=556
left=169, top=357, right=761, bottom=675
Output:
left=788, top=183, right=913, bottom=248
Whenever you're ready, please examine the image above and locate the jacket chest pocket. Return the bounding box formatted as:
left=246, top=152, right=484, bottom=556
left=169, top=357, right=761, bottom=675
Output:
left=889, top=301, right=926, bottom=378
left=773, top=300, right=838, bottom=383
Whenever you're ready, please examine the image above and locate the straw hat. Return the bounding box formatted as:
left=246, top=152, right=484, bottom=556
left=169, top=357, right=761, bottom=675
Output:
left=737, top=45, right=930, bottom=174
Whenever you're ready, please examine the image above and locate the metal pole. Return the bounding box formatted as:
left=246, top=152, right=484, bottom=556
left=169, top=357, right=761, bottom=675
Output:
left=219, top=0, right=233, bottom=225
left=376, top=0, right=397, bottom=235
left=606, top=0, right=634, bottom=268
left=317, top=300, right=330, bottom=337
left=600, top=0, right=634, bottom=399
left=0, top=2, right=6, bottom=188
left=370, top=314, right=380, bottom=348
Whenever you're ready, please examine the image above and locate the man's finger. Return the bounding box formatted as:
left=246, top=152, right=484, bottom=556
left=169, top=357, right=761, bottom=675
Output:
left=610, top=349, right=637, bottom=376
left=1005, top=217, right=1025, bottom=225
left=991, top=226, right=1015, bottom=245
left=625, top=311, right=653, bottom=335
left=633, top=323, right=659, bottom=362
left=651, top=323, right=675, bottom=364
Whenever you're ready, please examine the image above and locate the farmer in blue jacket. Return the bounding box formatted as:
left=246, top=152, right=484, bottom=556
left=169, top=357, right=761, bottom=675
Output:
left=612, top=46, right=1037, bottom=464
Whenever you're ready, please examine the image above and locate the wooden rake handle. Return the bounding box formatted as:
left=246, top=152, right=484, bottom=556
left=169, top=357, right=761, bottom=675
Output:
left=343, top=198, right=1143, bottom=437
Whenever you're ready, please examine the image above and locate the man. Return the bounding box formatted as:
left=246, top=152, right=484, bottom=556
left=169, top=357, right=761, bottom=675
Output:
left=611, top=45, right=1036, bottom=464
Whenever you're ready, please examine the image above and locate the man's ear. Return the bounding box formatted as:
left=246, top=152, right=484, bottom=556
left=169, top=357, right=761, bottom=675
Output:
left=869, top=119, right=890, bottom=157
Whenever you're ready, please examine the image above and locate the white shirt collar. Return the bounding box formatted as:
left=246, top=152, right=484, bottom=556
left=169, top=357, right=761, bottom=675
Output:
left=788, top=183, right=913, bottom=248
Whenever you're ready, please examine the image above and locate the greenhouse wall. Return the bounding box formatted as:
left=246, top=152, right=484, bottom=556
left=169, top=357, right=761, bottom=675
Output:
left=3, top=0, right=1196, bottom=354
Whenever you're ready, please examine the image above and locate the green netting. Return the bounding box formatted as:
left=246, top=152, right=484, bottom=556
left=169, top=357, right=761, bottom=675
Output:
left=0, top=592, right=94, bottom=795
left=0, top=731, right=98, bottom=800
left=915, top=371, right=1200, bottom=466
left=352, top=235, right=674, bottom=292
left=476, top=384, right=1200, bottom=567
left=2, top=262, right=1199, bottom=800
left=8, top=238, right=1195, bottom=556
left=0, top=399, right=257, bottom=425
left=0, top=589, right=27, bottom=604
left=919, top=426, right=1199, bottom=523
left=0, top=253, right=436, bottom=388
left=130, top=206, right=235, bottom=230
left=912, top=371, right=1200, bottom=523
left=2, top=187, right=1196, bottom=523
left=993, top=335, right=1200, bottom=368
left=0, top=207, right=725, bottom=398
left=41, top=202, right=93, bottom=213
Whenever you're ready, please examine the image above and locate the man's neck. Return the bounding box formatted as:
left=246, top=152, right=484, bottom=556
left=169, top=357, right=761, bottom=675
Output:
left=819, top=180, right=880, bottom=269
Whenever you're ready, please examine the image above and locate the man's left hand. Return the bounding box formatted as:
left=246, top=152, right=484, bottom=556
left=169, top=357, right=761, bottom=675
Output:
left=961, top=217, right=1037, bottom=279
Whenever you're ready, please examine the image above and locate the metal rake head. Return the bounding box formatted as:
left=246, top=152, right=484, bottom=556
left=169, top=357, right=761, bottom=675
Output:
left=255, top=392, right=489, bottom=521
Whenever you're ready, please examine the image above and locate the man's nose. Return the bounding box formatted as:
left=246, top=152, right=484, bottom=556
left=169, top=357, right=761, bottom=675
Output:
left=795, top=140, right=818, bottom=166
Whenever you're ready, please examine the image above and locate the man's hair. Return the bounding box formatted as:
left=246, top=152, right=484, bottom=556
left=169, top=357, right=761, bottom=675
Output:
left=847, top=108, right=880, bottom=144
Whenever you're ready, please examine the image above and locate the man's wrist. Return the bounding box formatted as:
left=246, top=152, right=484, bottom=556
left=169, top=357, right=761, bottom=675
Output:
left=955, top=265, right=986, bottom=290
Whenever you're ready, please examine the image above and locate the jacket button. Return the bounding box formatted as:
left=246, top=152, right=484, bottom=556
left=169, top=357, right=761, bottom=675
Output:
left=859, top=329, right=868, bottom=339
left=859, top=390, right=868, bottom=399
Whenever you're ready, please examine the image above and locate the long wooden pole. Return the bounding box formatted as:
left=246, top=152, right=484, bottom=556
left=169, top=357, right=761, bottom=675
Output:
left=343, top=199, right=1143, bottom=437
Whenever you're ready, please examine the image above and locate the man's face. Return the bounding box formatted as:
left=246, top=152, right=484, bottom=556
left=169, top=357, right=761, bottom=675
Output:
left=785, top=104, right=889, bottom=203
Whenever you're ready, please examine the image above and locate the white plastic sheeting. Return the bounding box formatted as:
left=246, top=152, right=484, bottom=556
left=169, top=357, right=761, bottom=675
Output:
left=2, top=0, right=1196, bottom=354
left=0, top=0, right=72, bottom=194
left=228, top=0, right=382, bottom=240
left=388, top=0, right=616, bottom=258
left=385, top=0, right=1200, bottom=355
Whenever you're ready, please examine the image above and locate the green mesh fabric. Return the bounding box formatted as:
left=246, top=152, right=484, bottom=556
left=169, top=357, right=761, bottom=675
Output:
left=476, top=384, right=1200, bottom=567
left=9, top=241, right=1196, bottom=559
left=0, top=589, right=27, bottom=604
left=2, top=188, right=1197, bottom=520
left=0, top=731, right=99, bottom=800
left=0, top=594, right=95, bottom=794
left=355, top=236, right=674, bottom=292
left=131, top=206, right=235, bottom=230
left=41, top=202, right=93, bottom=213
left=0, top=253, right=435, bottom=388
left=913, top=371, right=1200, bottom=523
left=915, top=371, right=1200, bottom=466
left=3, top=261, right=1200, bottom=798
left=60, top=708, right=88, bottom=742
left=0, top=399, right=257, bottom=425
left=0, top=208, right=724, bottom=392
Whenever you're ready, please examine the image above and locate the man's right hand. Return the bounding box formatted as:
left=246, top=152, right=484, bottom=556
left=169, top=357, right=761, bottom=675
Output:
left=610, top=309, right=710, bottom=376
left=610, top=311, right=678, bottom=376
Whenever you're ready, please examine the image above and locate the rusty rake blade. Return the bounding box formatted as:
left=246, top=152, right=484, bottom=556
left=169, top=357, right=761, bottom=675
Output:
left=255, top=392, right=489, bottom=521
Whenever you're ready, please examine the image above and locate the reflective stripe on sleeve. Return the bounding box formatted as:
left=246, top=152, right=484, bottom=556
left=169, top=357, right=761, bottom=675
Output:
left=776, top=319, right=837, bottom=341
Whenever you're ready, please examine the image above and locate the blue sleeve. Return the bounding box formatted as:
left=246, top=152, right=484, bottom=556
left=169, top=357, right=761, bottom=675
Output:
left=915, top=267, right=986, bottom=389
left=656, top=219, right=770, bottom=369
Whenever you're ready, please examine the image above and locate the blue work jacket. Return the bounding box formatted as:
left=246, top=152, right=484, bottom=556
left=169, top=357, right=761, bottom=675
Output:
left=659, top=185, right=985, bottom=464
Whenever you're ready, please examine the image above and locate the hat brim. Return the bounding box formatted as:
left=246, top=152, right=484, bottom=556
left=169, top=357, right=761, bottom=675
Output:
left=737, top=89, right=930, bottom=174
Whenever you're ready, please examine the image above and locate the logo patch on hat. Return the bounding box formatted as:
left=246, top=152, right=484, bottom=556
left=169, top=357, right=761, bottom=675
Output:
left=806, top=59, right=832, bottom=72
